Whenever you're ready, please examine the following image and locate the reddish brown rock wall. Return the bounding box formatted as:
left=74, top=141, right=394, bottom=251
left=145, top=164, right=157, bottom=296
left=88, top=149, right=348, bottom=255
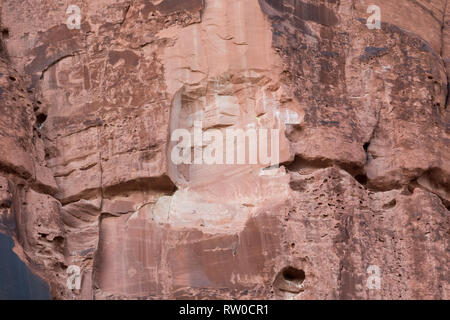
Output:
left=0, top=0, right=448, bottom=299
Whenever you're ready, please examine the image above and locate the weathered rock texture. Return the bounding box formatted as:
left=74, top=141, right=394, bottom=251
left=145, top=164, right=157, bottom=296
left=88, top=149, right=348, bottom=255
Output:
left=0, top=0, right=448, bottom=299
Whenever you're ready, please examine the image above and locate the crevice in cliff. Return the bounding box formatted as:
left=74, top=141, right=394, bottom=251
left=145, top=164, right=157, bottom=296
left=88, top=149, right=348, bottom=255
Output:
left=52, top=119, right=104, bottom=140
left=98, top=154, right=104, bottom=212
left=95, top=118, right=104, bottom=213
left=445, top=81, right=450, bottom=109
left=0, top=163, right=32, bottom=182
left=119, top=2, right=132, bottom=27
left=287, top=155, right=449, bottom=204
left=286, top=155, right=369, bottom=189
left=91, top=211, right=106, bottom=300
left=39, top=54, right=76, bottom=80
left=286, top=156, right=332, bottom=174
left=363, top=102, right=382, bottom=162
left=410, top=0, right=443, bottom=25
left=102, top=176, right=177, bottom=199
left=408, top=175, right=450, bottom=210
left=59, top=188, right=102, bottom=206
left=35, top=113, right=47, bottom=130
left=441, top=0, right=448, bottom=57
left=92, top=130, right=104, bottom=299
left=442, top=0, right=450, bottom=110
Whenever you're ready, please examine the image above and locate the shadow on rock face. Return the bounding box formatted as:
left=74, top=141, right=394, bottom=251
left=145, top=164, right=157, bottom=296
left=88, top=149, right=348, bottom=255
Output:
left=0, top=233, right=50, bottom=300
left=259, top=0, right=339, bottom=27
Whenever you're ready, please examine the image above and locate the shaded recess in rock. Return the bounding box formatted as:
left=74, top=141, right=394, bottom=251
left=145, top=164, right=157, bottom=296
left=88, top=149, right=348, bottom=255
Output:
left=259, top=0, right=339, bottom=27
left=102, top=176, right=177, bottom=198
left=273, top=266, right=305, bottom=294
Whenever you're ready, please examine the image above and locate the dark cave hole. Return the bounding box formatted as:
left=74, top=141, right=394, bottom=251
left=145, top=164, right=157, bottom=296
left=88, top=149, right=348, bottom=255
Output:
left=363, top=143, right=371, bottom=162
left=36, top=113, right=47, bottom=128
left=355, top=174, right=368, bottom=185
left=282, top=267, right=305, bottom=284
left=363, top=142, right=369, bottom=152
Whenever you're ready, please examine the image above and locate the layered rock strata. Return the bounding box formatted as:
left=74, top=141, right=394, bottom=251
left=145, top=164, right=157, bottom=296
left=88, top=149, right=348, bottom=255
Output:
left=0, top=0, right=448, bottom=299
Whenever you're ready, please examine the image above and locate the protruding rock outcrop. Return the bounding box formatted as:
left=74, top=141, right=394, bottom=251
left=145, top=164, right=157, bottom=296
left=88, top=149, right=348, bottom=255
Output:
left=0, top=0, right=448, bottom=299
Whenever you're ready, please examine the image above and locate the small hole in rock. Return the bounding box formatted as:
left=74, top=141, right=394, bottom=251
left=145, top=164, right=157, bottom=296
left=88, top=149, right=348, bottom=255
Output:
left=282, top=267, right=305, bottom=283
left=1, top=28, right=9, bottom=39
left=273, top=266, right=305, bottom=295
left=363, top=142, right=369, bottom=151
left=382, top=199, right=397, bottom=209
left=36, top=113, right=47, bottom=128
left=355, top=174, right=368, bottom=185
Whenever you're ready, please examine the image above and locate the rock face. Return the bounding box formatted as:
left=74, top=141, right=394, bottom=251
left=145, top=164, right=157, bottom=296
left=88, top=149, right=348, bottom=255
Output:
left=0, top=0, right=448, bottom=299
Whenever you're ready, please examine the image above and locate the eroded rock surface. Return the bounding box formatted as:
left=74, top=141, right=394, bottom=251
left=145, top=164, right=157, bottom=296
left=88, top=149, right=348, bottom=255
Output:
left=0, top=0, right=448, bottom=299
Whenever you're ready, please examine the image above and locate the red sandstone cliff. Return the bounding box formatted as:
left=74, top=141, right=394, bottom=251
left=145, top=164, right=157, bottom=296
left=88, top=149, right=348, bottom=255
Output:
left=0, top=0, right=448, bottom=299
